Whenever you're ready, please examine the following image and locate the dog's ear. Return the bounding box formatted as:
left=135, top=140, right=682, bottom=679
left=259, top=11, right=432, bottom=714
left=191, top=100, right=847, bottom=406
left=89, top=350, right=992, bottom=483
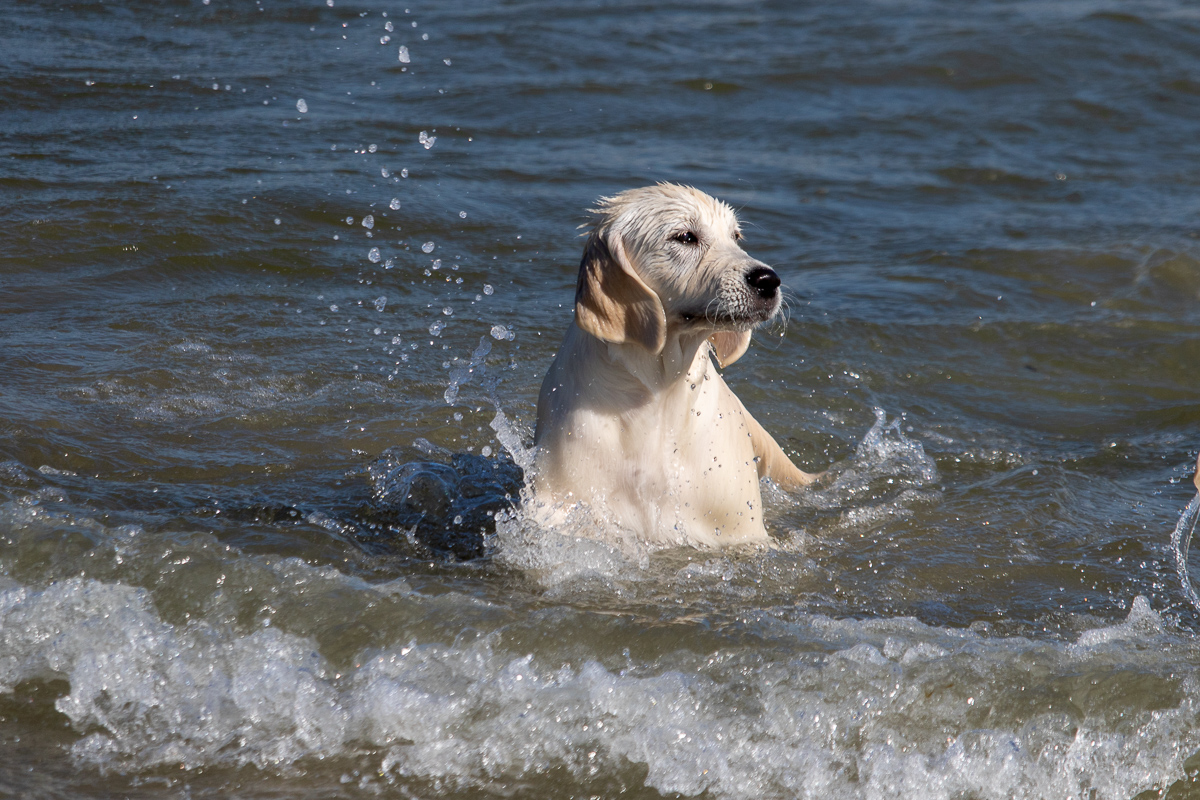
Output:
left=708, top=330, right=751, bottom=368
left=574, top=229, right=666, bottom=353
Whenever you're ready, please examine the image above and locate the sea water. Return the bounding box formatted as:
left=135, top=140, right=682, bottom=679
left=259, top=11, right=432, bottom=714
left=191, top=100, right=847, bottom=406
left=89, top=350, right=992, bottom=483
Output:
left=3, top=1, right=1200, bottom=798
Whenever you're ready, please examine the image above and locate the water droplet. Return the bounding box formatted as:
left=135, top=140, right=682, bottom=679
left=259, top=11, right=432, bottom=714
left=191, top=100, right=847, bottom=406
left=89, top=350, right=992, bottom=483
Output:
left=384, top=258, right=394, bottom=269
left=429, top=320, right=446, bottom=337
left=374, top=296, right=387, bottom=312
left=273, top=218, right=281, bottom=225
left=326, top=0, right=334, bottom=6
left=329, top=304, right=339, bottom=312
left=419, top=131, right=436, bottom=149
left=389, top=198, right=401, bottom=210
left=453, top=412, right=463, bottom=421
left=483, top=284, right=494, bottom=295
left=391, top=335, right=402, bottom=344
left=373, top=327, right=382, bottom=335
left=398, top=46, right=410, bottom=63
left=459, top=211, right=467, bottom=218
left=422, top=241, right=435, bottom=253
left=381, top=167, right=389, bottom=178
left=421, top=32, right=428, bottom=40
left=362, top=215, right=375, bottom=229
left=453, top=515, right=463, bottom=524
left=442, top=307, right=453, bottom=316
left=443, top=58, right=452, bottom=66
left=481, top=445, right=492, bottom=457
left=400, top=168, right=409, bottom=178
left=296, top=98, right=308, bottom=113
left=368, top=144, right=378, bottom=153
left=490, top=324, right=509, bottom=340
left=345, top=216, right=354, bottom=225
left=385, top=20, right=394, bottom=31
left=367, top=247, right=381, bottom=263
left=380, top=35, right=391, bottom=44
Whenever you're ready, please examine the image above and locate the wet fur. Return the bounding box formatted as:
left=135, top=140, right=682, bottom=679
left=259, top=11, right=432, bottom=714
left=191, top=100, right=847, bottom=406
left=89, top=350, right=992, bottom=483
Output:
left=532, top=184, right=817, bottom=547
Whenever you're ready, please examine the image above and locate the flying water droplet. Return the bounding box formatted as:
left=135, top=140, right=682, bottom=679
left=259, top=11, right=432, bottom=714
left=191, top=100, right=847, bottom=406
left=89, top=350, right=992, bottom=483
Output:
left=367, top=247, right=381, bottom=263
left=398, top=46, right=410, bottom=63
left=296, top=98, right=308, bottom=113
left=374, top=296, right=387, bottom=312
left=490, top=324, right=513, bottom=341
left=418, top=131, right=436, bottom=149
left=422, top=241, right=435, bottom=253
left=483, top=284, right=494, bottom=295
left=429, top=320, right=446, bottom=337
left=389, top=198, right=401, bottom=210
left=459, top=211, right=467, bottom=218
left=442, top=307, right=453, bottom=316
left=362, top=215, right=374, bottom=229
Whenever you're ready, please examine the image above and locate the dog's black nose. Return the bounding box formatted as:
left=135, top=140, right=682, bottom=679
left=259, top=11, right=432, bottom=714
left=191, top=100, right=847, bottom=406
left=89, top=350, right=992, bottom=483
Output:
left=746, top=266, right=781, bottom=299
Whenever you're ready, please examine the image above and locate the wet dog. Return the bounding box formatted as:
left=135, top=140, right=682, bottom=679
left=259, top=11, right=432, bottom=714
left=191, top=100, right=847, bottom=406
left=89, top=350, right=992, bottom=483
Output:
left=532, top=184, right=817, bottom=547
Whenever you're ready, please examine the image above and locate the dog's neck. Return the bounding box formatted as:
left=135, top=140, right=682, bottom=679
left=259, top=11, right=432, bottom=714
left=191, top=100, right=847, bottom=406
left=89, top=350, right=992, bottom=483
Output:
left=598, top=326, right=713, bottom=393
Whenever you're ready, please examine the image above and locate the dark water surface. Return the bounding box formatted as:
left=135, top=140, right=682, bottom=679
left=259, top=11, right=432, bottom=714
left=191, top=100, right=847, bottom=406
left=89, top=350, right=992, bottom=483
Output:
left=4, top=1, right=1200, bottom=797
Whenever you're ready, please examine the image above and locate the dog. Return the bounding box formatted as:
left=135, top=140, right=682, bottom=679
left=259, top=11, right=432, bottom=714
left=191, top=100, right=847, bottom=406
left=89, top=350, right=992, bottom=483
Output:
left=531, top=184, right=818, bottom=547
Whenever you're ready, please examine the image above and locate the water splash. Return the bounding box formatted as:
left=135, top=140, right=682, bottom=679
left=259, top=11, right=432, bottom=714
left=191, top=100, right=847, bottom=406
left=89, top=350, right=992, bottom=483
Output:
left=443, top=336, right=491, bottom=405
left=489, top=408, right=535, bottom=475
left=1171, top=458, right=1200, bottom=613
left=800, top=408, right=939, bottom=512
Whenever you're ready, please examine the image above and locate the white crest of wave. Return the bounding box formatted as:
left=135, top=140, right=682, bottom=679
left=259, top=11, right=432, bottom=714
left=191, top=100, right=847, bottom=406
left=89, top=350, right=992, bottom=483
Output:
left=3, top=572, right=1200, bottom=798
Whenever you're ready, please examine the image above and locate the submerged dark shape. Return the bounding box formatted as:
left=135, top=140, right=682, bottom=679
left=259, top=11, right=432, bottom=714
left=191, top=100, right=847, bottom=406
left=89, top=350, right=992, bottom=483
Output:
left=360, top=440, right=524, bottom=560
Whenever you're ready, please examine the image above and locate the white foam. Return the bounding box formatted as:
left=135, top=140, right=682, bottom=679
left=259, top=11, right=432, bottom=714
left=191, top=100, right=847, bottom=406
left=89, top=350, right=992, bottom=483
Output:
left=1, top=563, right=1198, bottom=797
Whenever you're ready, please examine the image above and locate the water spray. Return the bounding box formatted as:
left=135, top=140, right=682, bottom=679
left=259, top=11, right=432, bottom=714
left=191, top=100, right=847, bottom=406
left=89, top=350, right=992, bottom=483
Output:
left=1170, top=452, right=1200, bottom=612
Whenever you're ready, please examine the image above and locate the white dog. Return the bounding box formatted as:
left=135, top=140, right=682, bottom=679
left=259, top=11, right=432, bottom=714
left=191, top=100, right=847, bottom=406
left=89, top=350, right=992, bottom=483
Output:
left=532, top=184, right=818, bottom=547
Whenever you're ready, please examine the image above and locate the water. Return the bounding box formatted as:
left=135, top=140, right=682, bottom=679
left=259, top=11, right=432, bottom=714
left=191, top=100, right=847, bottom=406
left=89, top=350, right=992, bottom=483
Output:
left=3, top=1, right=1200, bottom=797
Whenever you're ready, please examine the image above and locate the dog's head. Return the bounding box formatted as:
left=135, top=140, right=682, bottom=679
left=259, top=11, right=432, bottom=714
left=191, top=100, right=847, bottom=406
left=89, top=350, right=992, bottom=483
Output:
left=574, top=183, right=782, bottom=367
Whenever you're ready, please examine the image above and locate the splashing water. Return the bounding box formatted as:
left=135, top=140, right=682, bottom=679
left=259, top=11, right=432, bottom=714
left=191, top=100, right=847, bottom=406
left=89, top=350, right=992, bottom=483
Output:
left=443, top=336, right=491, bottom=405
left=798, top=408, right=939, bottom=514
left=1172, top=457, right=1200, bottom=613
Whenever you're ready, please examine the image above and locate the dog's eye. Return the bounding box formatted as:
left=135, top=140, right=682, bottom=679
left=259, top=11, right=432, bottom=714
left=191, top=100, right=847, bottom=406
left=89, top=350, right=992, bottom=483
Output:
left=672, top=231, right=699, bottom=245
left=733, top=230, right=744, bottom=241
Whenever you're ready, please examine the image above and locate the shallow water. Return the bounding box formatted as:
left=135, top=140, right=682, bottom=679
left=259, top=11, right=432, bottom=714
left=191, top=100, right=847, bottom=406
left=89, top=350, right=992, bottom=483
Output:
left=4, top=1, right=1200, bottom=798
